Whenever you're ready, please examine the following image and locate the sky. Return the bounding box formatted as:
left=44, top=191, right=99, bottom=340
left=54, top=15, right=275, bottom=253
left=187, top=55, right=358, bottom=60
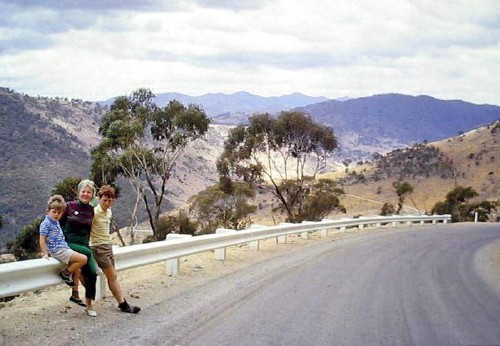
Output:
left=0, top=0, right=499, bottom=105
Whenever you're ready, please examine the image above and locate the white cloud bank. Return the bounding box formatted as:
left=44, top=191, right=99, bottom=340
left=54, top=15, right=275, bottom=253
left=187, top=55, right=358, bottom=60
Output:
left=0, top=0, right=499, bottom=104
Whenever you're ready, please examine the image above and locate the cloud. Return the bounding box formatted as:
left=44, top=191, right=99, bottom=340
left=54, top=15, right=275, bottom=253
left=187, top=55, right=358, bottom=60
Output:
left=193, top=0, right=269, bottom=11
left=0, top=2, right=100, bottom=33
left=1, top=0, right=179, bottom=12
left=0, top=0, right=499, bottom=104
left=0, top=31, right=53, bottom=54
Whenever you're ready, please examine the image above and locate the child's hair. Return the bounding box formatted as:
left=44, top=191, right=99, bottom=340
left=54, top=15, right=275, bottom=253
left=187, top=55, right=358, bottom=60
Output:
left=47, top=195, right=66, bottom=211
left=98, top=185, right=116, bottom=199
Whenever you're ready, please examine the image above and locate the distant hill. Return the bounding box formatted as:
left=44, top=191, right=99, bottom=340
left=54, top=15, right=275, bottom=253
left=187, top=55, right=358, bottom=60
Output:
left=297, top=94, right=500, bottom=160
left=99, top=91, right=329, bottom=118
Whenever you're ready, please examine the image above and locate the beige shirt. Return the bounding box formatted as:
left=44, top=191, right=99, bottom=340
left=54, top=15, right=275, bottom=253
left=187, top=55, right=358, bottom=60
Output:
left=90, top=204, right=113, bottom=245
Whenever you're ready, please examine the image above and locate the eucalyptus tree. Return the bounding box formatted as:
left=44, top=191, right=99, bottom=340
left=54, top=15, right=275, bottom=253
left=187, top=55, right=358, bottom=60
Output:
left=92, top=89, right=210, bottom=238
left=51, top=176, right=82, bottom=202
left=394, top=181, right=415, bottom=214
left=297, top=178, right=346, bottom=221
left=218, top=111, right=338, bottom=222
left=189, top=181, right=256, bottom=233
left=432, top=186, right=485, bottom=222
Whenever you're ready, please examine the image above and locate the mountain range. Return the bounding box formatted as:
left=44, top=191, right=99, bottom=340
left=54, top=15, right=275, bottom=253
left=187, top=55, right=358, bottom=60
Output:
left=100, top=91, right=330, bottom=117
left=102, top=91, right=500, bottom=160
left=300, top=93, right=500, bottom=145
left=1, top=87, right=499, bottom=250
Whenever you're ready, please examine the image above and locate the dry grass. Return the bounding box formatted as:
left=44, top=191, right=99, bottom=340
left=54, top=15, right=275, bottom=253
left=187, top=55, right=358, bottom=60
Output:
left=319, top=121, right=499, bottom=216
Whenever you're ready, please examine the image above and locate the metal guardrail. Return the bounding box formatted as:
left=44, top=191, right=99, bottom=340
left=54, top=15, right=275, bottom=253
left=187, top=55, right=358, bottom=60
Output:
left=0, top=214, right=451, bottom=299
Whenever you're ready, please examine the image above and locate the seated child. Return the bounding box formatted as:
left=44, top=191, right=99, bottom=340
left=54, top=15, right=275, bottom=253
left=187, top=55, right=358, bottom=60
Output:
left=90, top=185, right=141, bottom=313
left=39, top=195, right=87, bottom=286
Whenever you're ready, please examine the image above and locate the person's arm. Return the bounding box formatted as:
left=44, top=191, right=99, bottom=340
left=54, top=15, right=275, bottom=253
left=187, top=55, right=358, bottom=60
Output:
left=39, top=235, right=50, bottom=259
left=59, top=204, right=68, bottom=230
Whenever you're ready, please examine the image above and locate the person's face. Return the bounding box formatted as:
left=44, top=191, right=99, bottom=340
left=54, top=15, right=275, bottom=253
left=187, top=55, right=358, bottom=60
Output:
left=78, top=186, right=94, bottom=204
left=48, top=208, right=63, bottom=221
left=99, top=195, right=115, bottom=211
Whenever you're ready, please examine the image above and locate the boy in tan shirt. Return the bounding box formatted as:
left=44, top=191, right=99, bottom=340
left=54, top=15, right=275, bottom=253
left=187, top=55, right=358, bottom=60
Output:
left=90, top=185, right=140, bottom=313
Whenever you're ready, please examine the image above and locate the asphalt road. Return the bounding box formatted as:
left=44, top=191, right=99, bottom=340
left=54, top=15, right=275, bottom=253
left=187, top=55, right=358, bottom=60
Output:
left=90, top=223, right=500, bottom=346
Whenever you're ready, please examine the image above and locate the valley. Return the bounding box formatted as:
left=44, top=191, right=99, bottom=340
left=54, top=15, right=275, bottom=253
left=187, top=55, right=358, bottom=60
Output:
left=0, top=88, right=499, bottom=250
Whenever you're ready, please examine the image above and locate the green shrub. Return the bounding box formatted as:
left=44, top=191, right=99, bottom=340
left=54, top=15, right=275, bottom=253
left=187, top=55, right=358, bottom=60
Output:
left=152, top=211, right=198, bottom=241
left=8, top=217, right=42, bottom=260
left=431, top=186, right=495, bottom=222
left=380, top=203, right=396, bottom=216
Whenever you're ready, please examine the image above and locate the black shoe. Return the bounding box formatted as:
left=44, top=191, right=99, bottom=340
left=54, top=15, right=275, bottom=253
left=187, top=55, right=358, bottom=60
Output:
left=59, top=270, right=74, bottom=286
left=69, top=296, right=87, bottom=307
left=118, top=300, right=141, bottom=314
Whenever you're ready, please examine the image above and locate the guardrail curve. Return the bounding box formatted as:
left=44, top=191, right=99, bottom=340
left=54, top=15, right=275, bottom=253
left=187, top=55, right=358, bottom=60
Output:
left=0, top=214, right=451, bottom=300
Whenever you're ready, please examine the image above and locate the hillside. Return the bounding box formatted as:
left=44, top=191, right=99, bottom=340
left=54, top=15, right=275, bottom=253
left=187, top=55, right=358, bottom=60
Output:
left=0, top=87, right=243, bottom=250
left=0, top=89, right=230, bottom=249
left=0, top=88, right=104, bottom=245
left=298, top=94, right=500, bottom=160
left=321, top=121, right=499, bottom=217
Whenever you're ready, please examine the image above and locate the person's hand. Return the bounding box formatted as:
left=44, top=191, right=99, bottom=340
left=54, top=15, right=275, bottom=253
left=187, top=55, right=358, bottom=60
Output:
left=42, top=254, right=50, bottom=260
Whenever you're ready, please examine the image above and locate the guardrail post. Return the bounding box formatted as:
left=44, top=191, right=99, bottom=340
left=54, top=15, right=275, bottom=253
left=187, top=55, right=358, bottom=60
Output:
left=301, top=221, right=319, bottom=239
left=336, top=218, right=351, bottom=232
left=95, top=274, right=106, bottom=300
left=276, top=235, right=287, bottom=244
left=214, top=247, right=226, bottom=260
left=277, top=223, right=294, bottom=244
left=432, top=219, right=437, bottom=224
left=165, top=234, right=193, bottom=276
left=392, top=221, right=398, bottom=227
left=319, top=219, right=331, bottom=237
left=166, top=258, right=180, bottom=276
left=215, top=228, right=237, bottom=260
left=443, top=218, right=448, bottom=224
left=247, top=225, right=267, bottom=250
left=249, top=240, right=260, bottom=251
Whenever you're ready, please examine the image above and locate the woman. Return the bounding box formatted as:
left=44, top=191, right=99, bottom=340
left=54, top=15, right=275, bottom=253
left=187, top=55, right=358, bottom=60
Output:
left=60, top=179, right=98, bottom=317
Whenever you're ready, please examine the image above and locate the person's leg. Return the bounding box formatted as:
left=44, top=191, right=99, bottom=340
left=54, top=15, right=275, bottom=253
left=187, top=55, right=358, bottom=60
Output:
left=81, top=260, right=97, bottom=299
left=67, top=251, right=87, bottom=273
left=102, top=266, right=124, bottom=304
left=92, top=244, right=139, bottom=313
left=81, top=264, right=97, bottom=316
left=110, top=265, right=140, bottom=314
left=55, top=247, right=84, bottom=306
left=101, top=265, right=140, bottom=313
left=53, top=249, right=79, bottom=286
left=69, top=269, right=86, bottom=307
left=68, top=244, right=97, bottom=310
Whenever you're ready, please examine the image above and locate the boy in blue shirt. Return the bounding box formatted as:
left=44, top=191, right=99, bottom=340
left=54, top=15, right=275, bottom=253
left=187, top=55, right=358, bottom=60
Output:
left=39, top=195, right=87, bottom=286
